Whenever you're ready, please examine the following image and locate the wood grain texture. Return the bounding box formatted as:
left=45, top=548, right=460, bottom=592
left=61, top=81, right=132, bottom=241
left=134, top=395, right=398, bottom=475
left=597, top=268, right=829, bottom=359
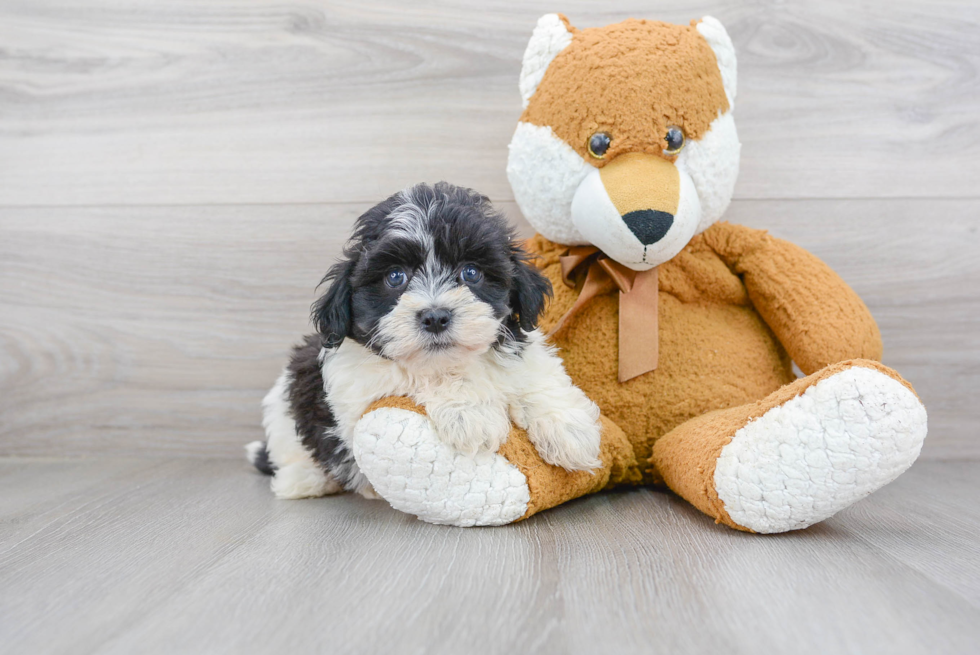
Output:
left=1, top=4, right=977, bottom=652
left=0, top=0, right=978, bottom=205
left=0, top=458, right=977, bottom=655
left=1, top=199, right=976, bottom=459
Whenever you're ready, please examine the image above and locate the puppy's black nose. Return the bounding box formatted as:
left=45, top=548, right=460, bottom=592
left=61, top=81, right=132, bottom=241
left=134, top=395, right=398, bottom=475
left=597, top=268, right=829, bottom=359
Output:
left=419, top=308, right=452, bottom=334
left=622, top=209, right=674, bottom=245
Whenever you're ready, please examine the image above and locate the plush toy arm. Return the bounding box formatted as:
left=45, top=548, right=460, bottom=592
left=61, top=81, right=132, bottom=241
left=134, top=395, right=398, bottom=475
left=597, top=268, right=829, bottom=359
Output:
left=703, top=222, right=882, bottom=375
left=351, top=397, right=641, bottom=526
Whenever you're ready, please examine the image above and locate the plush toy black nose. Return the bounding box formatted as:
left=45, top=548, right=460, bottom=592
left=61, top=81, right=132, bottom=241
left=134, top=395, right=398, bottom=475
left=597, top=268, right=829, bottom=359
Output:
left=419, top=308, right=452, bottom=334
left=622, top=209, right=674, bottom=245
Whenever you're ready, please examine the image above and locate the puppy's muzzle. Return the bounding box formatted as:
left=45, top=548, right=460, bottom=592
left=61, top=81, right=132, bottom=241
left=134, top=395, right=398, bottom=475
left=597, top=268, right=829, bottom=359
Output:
left=419, top=308, right=452, bottom=335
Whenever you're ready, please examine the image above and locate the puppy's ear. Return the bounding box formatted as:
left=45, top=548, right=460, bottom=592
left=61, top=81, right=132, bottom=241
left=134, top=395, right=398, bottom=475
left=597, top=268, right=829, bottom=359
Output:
left=510, top=248, right=553, bottom=332
left=312, top=259, right=356, bottom=348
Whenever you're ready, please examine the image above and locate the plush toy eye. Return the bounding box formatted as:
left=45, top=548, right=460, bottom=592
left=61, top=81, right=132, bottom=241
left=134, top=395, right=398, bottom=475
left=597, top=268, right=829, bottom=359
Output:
left=587, top=132, right=612, bottom=159
left=385, top=267, right=408, bottom=289
left=664, top=126, right=685, bottom=155
left=459, top=264, right=483, bottom=285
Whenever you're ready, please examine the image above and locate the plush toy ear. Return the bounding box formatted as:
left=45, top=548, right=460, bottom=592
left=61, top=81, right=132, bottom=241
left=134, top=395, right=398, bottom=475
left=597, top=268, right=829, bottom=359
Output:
left=519, top=14, right=574, bottom=109
left=697, top=16, right=737, bottom=107
left=509, top=249, right=553, bottom=332
left=312, top=259, right=356, bottom=348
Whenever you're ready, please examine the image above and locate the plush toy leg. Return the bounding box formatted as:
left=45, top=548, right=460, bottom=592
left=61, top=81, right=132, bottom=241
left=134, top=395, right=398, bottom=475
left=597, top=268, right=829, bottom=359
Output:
left=352, top=398, right=641, bottom=527
left=651, top=359, right=928, bottom=533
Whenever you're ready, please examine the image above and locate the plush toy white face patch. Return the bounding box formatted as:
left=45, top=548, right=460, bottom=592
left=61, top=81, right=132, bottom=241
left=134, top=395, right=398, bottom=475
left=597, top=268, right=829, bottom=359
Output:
left=507, top=15, right=741, bottom=270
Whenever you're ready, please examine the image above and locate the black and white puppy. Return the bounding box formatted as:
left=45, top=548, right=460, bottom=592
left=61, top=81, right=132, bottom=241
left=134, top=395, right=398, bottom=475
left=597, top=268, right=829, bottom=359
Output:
left=247, top=182, right=602, bottom=500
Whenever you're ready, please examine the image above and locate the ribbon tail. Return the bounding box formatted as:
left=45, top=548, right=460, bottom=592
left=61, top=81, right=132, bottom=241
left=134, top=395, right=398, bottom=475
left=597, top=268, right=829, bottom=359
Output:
left=548, top=262, right=609, bottom=337
left=618, top=267, right=659, bottom=382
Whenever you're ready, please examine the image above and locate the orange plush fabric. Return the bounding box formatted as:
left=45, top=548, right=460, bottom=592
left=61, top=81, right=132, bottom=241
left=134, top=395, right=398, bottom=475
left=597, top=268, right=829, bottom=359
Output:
left=521, top=17, right=729, bottom=166
left=365, top=398, right=642, bottom=521
left=528, top=226, right=809, bottom=479
left=651, top=359, right=915, bottom=531
left=523, top=223, right=886, bottom=491
left=702, top=223, right=883, bottom=374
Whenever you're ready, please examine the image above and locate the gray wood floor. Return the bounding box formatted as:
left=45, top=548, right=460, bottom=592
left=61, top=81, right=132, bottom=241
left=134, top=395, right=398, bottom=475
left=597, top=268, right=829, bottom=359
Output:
left=0, top=458, right=977, bottom=655
left=2, top=1, right=979, bottom=653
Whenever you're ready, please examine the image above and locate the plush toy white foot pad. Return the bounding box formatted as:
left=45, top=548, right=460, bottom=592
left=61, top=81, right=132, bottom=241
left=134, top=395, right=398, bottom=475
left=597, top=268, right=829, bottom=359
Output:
left=714, top=366, right=928, bottom=534
left=353, top=408, right=531, bottom=526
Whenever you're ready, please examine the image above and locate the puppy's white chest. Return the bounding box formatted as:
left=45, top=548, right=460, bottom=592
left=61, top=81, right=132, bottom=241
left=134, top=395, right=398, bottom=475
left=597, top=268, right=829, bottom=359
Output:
left=322, top=342, right=512, bottom=445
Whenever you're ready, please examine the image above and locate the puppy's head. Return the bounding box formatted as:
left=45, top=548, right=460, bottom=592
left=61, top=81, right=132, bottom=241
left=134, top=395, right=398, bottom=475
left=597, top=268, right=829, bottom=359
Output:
left=313, top=182, right=551, bottom=366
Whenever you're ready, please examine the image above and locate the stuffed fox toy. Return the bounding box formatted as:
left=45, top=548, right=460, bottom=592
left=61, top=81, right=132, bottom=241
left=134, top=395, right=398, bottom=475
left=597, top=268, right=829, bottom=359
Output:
left=351, top=15, right=929, bottom=532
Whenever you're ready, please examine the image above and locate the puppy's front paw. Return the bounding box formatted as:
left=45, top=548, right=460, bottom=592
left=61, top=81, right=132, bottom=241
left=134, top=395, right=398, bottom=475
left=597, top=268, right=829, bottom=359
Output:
left=527, top=406, right=603, bottom=472
left=428, top=403, right=511, bottom=455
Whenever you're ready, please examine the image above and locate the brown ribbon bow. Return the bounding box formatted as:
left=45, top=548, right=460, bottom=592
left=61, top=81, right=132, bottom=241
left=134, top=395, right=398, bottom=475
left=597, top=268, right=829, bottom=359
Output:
left=548, top=246, right=659, bottom=383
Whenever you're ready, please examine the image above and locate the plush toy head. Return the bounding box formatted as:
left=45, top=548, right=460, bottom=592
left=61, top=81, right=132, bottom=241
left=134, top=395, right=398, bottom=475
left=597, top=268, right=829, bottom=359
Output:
left=507, top=15, right=740, bottom=271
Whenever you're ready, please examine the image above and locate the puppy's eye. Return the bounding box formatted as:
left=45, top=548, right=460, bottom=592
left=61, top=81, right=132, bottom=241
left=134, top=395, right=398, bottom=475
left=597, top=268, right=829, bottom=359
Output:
left=587, top=132, right=611, bottom=159
left=385, top=267, right=408, bottom=289
left=664, top=126, right=685, bottom=155
left=459, top=265, right=483, bottom=285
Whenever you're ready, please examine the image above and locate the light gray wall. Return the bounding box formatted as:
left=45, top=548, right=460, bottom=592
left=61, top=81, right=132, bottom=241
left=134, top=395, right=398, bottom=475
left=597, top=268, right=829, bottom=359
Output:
left=1, top=0, right=977, bottom=459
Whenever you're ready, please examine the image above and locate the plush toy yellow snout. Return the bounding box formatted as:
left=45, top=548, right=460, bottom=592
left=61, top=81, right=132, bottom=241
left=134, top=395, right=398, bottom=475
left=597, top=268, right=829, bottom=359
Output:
left=573, top=153, right=683, bottom=268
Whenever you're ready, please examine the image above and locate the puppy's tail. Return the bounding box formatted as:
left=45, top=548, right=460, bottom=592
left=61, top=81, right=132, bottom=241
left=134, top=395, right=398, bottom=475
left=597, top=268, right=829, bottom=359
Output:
left=245, top=440, right=276, bottom=476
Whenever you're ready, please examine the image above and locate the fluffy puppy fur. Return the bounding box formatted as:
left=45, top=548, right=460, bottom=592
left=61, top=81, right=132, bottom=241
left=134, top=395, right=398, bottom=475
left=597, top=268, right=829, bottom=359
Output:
left=246, top=182, right=602, bottom=500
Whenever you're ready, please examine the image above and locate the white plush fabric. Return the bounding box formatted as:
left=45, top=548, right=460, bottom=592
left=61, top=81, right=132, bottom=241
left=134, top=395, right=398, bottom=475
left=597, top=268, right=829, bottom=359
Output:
left=570, top=161, right=702, bottom=271
left=507, top=121, right=591, bottom=246
left=519, top=14, right=573, bottom=108
left=676, top=111, right=741, bottom=235
left=696, top=17, right=737, bottom=107
left=353, top=408, right=531, bottom=527
left=507, top=91, right=740, bottom=261
left=714, top=367, right=928, bottom=534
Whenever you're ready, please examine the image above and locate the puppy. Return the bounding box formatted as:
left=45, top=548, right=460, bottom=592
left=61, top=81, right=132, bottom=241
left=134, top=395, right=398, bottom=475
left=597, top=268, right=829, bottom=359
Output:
left=246, top=182, right=602, bottom=500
